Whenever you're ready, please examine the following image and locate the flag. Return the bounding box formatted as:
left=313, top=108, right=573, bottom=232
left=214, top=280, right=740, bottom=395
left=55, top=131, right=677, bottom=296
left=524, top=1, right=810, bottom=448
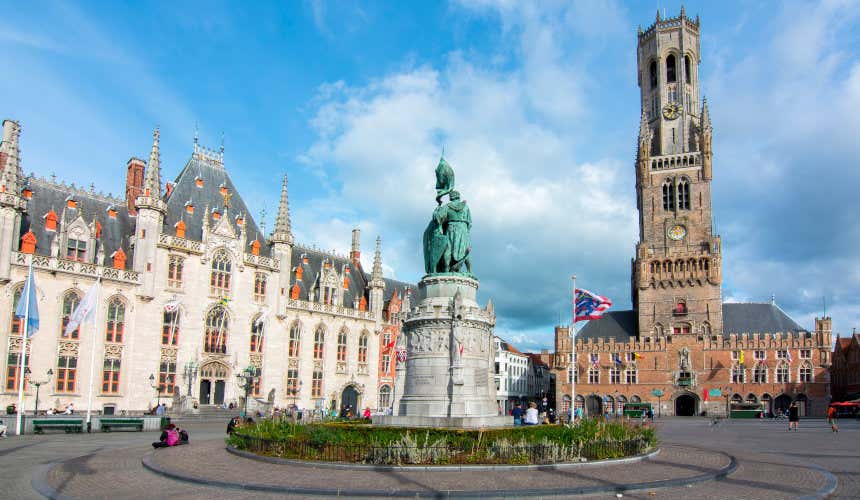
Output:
left=703, top=388, right=709, bottom=402
left=164, top=299, right=182, bottom=313
left=786, top=350, right=792, bottom=363
left=574, top=288, right=613, bottom=322
left=738, top=350, right=745, bottom=365
left=396, top=349, right=407, bottom=363
left=219, top=296, right=231, bottom=306
left=634, top=352, right=641, bottom=360
left=591, top=353, right=599, bottom=367
left=254, top=310, right=268, bottom=329
left=14, top=266, right=39, bottom=337
left=64, top=280, right=100, bottom=337
left=382, top=339, right=396, bottom=352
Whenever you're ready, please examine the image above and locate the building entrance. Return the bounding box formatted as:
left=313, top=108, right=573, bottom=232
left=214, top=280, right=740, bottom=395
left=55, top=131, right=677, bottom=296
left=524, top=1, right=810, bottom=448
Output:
left=674, top=394, right=697, bottom=416
left=341, top=385, right=359, bottom=416
left=199, top=362, right=229, bottom=405
left=586, top=395, right=603, bottom=417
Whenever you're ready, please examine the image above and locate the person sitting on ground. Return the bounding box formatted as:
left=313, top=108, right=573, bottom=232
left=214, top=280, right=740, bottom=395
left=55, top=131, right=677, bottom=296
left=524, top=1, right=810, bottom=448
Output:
left=152, top=424, right=180, bottom=449
left=524, top=402, right=540, bottom=425
left=178, top=427, right=190, bottom=444
left=64, top=403, right=74, bottom=415
left=362, top=406, right=371, bottom=420
left=226, top=416, right=240, bottom=435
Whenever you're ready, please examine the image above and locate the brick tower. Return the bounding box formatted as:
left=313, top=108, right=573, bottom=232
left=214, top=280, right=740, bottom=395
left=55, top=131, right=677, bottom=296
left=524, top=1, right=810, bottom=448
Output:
left=631, top=8, right=723, bottom=339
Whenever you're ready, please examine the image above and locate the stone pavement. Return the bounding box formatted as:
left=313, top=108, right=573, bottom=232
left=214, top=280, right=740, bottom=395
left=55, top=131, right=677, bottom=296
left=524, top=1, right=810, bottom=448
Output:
left=0, top=417, right=857, bottom=498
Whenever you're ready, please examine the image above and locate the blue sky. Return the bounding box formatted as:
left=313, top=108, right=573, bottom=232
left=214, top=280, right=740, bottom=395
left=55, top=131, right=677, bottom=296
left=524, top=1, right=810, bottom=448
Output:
left=2, top=0, right=859, bottom=350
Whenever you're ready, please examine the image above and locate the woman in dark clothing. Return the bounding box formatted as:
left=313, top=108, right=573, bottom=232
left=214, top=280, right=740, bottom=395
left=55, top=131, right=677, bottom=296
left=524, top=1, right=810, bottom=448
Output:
left=788, top=403, right=800, bottom=431
left=226, top=416, right=239, bottom=435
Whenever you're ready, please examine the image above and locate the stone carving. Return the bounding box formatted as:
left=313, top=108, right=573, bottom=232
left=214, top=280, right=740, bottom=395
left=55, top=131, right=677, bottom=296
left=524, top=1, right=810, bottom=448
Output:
left=423, top=157, right=474, bottom=277
left=679, top=347, right=691, bottom=370
left=103, top=343, right=123, bottom=359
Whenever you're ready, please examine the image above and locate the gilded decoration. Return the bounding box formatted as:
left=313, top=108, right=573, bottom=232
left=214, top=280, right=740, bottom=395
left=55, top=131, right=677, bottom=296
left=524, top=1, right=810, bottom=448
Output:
left=160, top=346, right=178, bottom=362
left=288, top=358, right=298, bottom=368
left=7, top=336, right=31, bottom=355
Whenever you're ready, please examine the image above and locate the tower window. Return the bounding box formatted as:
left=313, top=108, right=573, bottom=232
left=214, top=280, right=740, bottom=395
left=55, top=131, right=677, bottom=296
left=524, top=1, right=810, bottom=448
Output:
left=649, top=60, right=658, bottom=89
left=684, top=55, right=692, bottom=84
left=666, top=54, right=677, bottom=83
left=678, top=178, right=690, bottom=210
left=662, top=179, right=675, bottom=211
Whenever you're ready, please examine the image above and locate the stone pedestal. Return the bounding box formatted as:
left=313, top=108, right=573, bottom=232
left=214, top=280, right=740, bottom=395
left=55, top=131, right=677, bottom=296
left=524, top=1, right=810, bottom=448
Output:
left=373, top=275, right=512, bottom=428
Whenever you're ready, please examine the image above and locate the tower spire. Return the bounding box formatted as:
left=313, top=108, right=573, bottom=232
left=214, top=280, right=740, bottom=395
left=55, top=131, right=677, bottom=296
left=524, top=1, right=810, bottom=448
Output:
left=0, top=120, right=23, bottom=195
left=701, top=97, right=711, bottom=131
left=144, top=127, right=162, bottom=198
left=270, top=174, right=293, bottom=244
left=371, top=236, right=383, bottom=282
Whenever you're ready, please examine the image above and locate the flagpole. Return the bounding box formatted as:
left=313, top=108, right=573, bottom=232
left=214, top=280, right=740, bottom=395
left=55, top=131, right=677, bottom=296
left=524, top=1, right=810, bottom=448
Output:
left=84, top=276, right=102, bottom=432
left=570, top=274, right=576, bottom=424
left=15, top=259, right=33, bottom=436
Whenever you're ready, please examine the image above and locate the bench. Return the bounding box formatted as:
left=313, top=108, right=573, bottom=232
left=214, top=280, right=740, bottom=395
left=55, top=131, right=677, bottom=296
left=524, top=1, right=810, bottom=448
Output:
left=32, top=418, right=84, bottom=434
left=100, top=418, right=144, bottom=432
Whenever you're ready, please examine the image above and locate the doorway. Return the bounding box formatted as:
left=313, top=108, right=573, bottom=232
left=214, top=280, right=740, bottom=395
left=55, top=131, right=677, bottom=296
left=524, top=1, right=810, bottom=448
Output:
left=341, top=385, right=359, bottom=416
left=773, top=394, right=792, bottom=416
left=214, top=380, right=226, bottom=405
left=200, top=380, right=211, bottom=404
left=674, top=394, right=697, bottom=416
left=586, top=395, right=603, bottom=417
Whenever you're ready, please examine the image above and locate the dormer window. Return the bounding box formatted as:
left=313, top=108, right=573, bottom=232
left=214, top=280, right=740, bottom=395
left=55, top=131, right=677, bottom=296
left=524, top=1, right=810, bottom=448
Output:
left=22, top=188, right=32, bottom=199
left=67, top=199, right=77, bottom=209
left=212, top=210, right=221, bottom=220
left=45, top=210, right=58, bottom=231
left=66, top=238, right=86, bottom=262
left=107, top=208, right=117, bottom=219
left=175, top=220, right=186, bottom=238
left=295, top=266, right=303, bottom=280
left=220, top=185, right=228, bottom=195
left=250, top=239, right=260, bottom=256
left=185, top=202, right=194, bottom=214
left=195, top=176, right=203, bottom=188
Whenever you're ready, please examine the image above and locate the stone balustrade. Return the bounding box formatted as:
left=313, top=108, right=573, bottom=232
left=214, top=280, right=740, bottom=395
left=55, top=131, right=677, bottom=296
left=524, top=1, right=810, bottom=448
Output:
left=13, top=251, right=141, bottom=284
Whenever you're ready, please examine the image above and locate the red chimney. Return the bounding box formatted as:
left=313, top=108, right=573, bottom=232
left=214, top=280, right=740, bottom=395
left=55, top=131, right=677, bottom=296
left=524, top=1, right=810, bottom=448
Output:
left=125, top=157, right=145, bottom=214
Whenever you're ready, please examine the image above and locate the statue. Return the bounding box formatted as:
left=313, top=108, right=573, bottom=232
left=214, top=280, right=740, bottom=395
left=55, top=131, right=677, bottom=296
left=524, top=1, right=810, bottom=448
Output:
left=423, top=157, right=474, bottom=277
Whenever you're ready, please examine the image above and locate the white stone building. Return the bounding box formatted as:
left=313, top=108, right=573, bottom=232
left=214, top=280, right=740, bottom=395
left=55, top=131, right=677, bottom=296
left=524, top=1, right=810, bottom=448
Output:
left=0, top=121, right=410, bottom=415
left=494, top=337, right=529, bottom=414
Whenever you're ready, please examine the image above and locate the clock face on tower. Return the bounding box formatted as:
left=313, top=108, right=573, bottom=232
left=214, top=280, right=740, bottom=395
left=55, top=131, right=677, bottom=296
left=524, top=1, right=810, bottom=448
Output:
left=662, top=102, right=681, bottom=120
left=667, top=224, right=687, bottom=241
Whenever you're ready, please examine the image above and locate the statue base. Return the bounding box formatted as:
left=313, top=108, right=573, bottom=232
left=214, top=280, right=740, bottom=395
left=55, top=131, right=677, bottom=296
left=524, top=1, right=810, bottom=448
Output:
left=384, top=275, right=509, bottom=428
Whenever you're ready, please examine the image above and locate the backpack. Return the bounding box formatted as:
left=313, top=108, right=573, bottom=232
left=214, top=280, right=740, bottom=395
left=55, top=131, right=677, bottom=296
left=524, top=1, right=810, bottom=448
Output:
left=166, top=429, right=179, bottom=446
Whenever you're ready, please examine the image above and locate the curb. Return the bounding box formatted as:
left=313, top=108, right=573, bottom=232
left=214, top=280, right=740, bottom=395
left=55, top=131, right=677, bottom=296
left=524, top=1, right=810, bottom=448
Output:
left=224, top=444, right=660, bottom=471
left=141, top=446, right=739, bottom=497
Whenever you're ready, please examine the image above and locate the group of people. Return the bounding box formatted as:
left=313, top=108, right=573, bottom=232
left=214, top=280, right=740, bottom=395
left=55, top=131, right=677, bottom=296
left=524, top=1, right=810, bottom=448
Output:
left=511, top=402, right=554, bottom=425
left=151, top=423, right=189, bottom=448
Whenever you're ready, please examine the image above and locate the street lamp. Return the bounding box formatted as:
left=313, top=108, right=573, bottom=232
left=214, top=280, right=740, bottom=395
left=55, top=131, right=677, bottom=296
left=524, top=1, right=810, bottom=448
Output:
left=149, top=373, right=162, bottom=411
left=26, top=368, right=53, bottom=416
left=182, top=360, right=198, bottom=400
left=236, top=365, right=258, bottom=418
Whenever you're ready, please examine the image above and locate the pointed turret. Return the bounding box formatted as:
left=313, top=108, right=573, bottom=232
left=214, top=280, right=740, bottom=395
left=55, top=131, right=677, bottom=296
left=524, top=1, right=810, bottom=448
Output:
left=369, top=236, right=385, bottom=319
left=270, top=174, right=293, bottom=244
left=144, top=128, right=162, bottom=198
left=701, top=97, right=712, bottom=131
left=636, top=110, right=653, bottom=186
left=0, top=120, right=24, bottom=197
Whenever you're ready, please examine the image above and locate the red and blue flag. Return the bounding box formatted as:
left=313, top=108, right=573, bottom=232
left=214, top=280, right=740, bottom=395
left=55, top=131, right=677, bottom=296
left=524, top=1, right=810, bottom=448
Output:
left=574, top=288, right=613, bottom=323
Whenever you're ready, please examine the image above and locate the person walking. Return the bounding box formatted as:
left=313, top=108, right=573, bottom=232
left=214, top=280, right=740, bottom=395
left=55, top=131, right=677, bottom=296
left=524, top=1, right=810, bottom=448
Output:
left=827, top=405, right=838, bottom=433
left=788, top=402, right=799, bottom=431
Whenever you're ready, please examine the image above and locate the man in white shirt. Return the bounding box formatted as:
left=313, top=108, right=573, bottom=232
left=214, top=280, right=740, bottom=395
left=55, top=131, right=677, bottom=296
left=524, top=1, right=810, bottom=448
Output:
left=524, top=402, right=540, bottom=425
left=64, top=403, right=74, bottom=415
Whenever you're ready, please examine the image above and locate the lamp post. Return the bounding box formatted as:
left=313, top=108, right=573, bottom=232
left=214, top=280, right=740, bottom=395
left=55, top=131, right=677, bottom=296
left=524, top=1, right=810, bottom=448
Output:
left=26, top=368, right=53, bottom=416
left=149, top=373, right=161, bottom=411
left=182, top=360, right=198, bottom=400
left=236, top=365, right=257, bottom=418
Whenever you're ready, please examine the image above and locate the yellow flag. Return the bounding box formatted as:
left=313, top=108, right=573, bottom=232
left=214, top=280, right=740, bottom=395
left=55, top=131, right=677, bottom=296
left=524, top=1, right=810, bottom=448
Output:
left=738, top=350, right=745, bottom=364
left=634, top=352, right=641, bottom=360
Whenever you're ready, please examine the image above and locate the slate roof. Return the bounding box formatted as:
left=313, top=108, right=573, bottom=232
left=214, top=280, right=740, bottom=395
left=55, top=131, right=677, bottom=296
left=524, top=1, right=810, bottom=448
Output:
left=576, top=303, right=807, bottom=342
left=164, top=154, right=270, bottom=257
left=722, top=303, right=803, bottom=334
left=19, top=176, right=134, bottom=263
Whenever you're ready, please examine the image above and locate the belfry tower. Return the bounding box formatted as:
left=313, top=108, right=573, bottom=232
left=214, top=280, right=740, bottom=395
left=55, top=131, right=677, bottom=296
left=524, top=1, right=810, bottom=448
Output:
left=632, top=8, right=722, bottom=339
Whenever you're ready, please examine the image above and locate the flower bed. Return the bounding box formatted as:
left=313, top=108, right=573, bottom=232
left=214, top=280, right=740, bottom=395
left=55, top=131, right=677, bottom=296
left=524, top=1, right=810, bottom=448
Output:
left=228, top=419, right=656, bottom=465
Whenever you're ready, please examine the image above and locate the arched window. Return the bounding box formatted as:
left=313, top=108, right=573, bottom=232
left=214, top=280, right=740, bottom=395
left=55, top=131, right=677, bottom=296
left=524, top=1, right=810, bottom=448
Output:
left=799, top=361, right=813, bottom=382
left=609, top=367, right=621, bottom=384
left=666, top=54, right=677, bottom=83
left=562, top=395, right=571, bottom=417
left=378, top=385, right=392, bottom=410
left=731, top=393, right=743, bottom=404
left=209, top=250, right=232, bottom=295
left=568, top=366, right=578, bottom=384
left=204, top=306, right=229, bottom=354
left=105, top=297, right=125, bottom=343
left=662, top=179, right=675, bottom=211
left=616, top=395, right=628, bottom=415
left=167, top=255, right=184, bottom=289
left=753, top=362, right=768, bottom=383
left=702, top=322, right=711, bottom=336
left=677, top=177, right=690, bottom=209
left=337, top=329, right=348, bottom=362
left=775, top=362, right=789, bottom=383
left=358, top=331, right=369, bottom=363
left=649, top=60, right=658, bottom=88
left=313, top=325, right=325, bottom=360
left=250, top=316, right=264, bottom=353
left=61, top=291, right=81, bottom=339
left=102, top=358, right=121, bottom=394
left=10, top=284, right=23, bottom=336
left=288, top=321, right=301, bottom=358
left=254, top=273, right=267, bottom=303
left=761, top=393, right=772, bottom=412
left=732, top=364, right=745, bottom=383
left=745, top=393, right=758, bottom=403
left=162, top=307, right=180, bottom=345
left=684, top=55, right=692, bottom=84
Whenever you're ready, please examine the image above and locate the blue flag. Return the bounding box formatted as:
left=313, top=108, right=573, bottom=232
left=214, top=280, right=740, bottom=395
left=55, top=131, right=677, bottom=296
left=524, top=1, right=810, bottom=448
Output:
left=15, top=266, right=39, bottom=337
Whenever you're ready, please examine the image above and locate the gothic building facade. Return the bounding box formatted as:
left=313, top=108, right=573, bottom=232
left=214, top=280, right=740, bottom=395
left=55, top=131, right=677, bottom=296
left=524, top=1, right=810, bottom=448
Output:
left=0, top=121, right=410, bottom=415
left=552, top=9, right=833, bottom=418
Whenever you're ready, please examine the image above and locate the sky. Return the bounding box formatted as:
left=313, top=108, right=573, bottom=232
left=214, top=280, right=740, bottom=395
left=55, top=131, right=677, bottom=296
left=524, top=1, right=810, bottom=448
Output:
left=2, top=0, right=859, bottom=351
